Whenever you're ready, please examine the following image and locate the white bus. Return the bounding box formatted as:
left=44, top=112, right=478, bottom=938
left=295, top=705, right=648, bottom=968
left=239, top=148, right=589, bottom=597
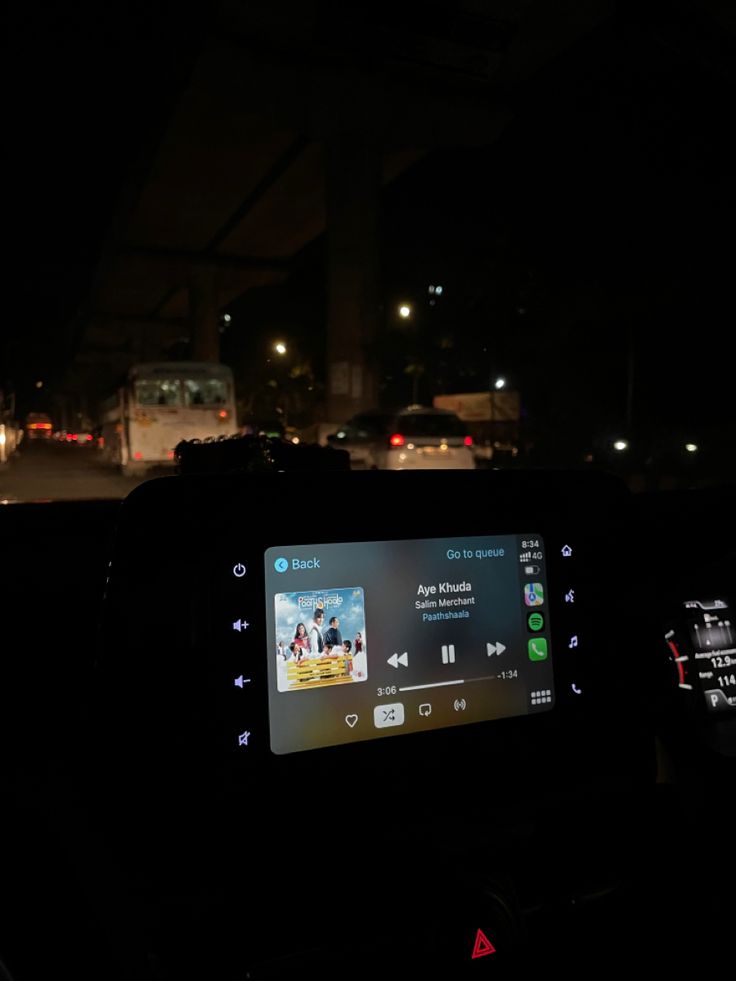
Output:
left=100, top=362, right=238, bottom=475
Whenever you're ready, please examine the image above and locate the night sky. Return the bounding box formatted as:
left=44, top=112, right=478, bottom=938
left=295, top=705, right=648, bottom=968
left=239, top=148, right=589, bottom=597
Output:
left=4, top=2, right=203, bottom=392
left=379, top=16, right=736, bottom=437
left=4, top=3, right=736, bottom=447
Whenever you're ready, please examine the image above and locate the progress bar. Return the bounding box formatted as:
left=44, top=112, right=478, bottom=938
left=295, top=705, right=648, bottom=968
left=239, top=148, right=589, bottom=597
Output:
left=399, top=674, right=500, bottom=693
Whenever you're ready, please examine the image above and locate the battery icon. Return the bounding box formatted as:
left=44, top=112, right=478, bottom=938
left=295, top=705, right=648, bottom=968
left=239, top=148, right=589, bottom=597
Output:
left=524, top=564, right=541, bottom=575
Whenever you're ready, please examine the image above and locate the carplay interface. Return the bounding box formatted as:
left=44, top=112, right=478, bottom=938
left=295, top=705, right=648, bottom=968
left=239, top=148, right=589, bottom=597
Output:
left=265, top=534, right=555, bottom=754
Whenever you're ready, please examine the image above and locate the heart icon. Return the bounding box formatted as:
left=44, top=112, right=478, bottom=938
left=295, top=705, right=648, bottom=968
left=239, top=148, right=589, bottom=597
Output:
left=345, top=714, right=358, bottom=728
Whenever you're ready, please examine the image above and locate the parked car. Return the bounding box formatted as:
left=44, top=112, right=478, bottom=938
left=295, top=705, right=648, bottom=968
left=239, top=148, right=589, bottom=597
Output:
left=24, top=412, right=53, bottom=440
left=63, top=430, right=96, bottom=446
left=327, top=406, right=476, bottom=470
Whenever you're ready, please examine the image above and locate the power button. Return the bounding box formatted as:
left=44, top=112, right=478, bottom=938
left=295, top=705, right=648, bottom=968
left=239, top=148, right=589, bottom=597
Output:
left=233, top=563, right=246, bottom=578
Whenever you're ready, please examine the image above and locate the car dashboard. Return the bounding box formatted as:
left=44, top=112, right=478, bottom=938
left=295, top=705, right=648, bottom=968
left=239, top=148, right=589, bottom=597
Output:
left=0, top=470, right=734, bottom=979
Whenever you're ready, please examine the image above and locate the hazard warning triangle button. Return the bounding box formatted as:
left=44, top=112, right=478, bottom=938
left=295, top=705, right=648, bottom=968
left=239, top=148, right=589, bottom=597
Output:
left=471, top=928, right=496, bottom=960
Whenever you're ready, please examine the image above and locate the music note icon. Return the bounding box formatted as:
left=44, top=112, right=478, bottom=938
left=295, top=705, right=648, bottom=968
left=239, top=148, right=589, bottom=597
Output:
left=568, top=636, right=579, bottom=649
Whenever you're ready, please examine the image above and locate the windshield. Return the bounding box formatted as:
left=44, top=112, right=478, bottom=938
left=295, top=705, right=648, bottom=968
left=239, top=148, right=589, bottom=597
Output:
left=132, top=377, right=229, bottom=407
left=3, top=3, right=735, bottom=500
left=135, top=380, right=182, bottom=407
left=396, top=414, right=468, bottom=438
left=182, top=378, right=228, bottom=407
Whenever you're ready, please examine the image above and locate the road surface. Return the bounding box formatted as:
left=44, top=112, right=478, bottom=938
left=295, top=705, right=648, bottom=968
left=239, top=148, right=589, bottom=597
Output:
left=0, top=441, right=163, bottom=502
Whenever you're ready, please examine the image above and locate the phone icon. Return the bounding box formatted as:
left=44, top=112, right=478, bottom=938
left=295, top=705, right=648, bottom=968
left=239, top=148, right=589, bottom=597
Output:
left=528, top=638, right=548, bottom=661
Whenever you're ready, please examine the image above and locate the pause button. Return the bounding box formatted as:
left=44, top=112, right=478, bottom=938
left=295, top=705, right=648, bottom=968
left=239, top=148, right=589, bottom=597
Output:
left=441, top=644, right=456, bottom=664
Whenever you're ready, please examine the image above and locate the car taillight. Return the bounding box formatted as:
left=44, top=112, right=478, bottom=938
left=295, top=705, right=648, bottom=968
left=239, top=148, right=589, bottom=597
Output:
left=218, top=409, right=229, bottom=420
left=464, top=435, right=473, bottom=446
left=86, top=434, right=93, bottom=441
left=134, top=451, right=143, bottom=460
left=389, top=433, right=405, bottom=447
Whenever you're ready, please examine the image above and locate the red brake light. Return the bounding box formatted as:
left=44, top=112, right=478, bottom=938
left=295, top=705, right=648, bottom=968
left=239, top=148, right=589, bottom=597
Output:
left=389, top=433, right=405, bottom=447
left=218, top=409, right=229, bottom=419
left=65, top=434, right=73, bottom=441
left=71, top=434, right=78, bottom=441
left=134, top=451, right=143, bottom=460
left=464, top=435, right=473, bottom=446
left=86, top=434, right=93, bottom=441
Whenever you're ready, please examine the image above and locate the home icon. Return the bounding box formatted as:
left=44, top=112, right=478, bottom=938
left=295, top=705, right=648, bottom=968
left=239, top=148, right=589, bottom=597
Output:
left=561, top=545, right=573, bottom=557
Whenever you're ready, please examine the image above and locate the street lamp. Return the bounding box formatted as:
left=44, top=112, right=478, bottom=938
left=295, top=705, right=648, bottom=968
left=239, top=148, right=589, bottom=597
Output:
left=274, top=342, right=287, bottom=355
left=494, top=377, right=506, bottom=390
left=398, top=304, right=412, bottom=319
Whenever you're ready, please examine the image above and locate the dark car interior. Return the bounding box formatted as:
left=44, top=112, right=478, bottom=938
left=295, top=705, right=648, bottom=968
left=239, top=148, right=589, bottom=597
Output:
left=4, top=2, right=736, bottom=978
left=1, top=466, right=735, bottom=979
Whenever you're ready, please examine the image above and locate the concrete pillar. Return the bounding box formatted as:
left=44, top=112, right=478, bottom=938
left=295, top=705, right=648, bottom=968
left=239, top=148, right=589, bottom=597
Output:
left=188, top=265, right=220, bottom=362
left=325, top=137, right=381, bottom=422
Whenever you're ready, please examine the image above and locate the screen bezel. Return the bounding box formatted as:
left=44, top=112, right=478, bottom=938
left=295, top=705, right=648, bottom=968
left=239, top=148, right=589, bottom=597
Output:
left=99, top=469, right=652, bottom=803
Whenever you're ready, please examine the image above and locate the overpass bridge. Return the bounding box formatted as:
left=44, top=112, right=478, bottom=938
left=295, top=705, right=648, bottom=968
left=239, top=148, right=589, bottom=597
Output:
left=70, top=0, right=735, bottom=422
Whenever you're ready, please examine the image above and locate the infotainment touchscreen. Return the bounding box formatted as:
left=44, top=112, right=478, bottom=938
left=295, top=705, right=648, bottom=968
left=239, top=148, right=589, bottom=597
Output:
left=265, top=533, right=555, bottom=754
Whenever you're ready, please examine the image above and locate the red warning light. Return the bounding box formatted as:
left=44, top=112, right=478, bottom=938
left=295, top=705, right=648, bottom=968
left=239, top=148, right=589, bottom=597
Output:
left=471, top=928, right=496, bottom=960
